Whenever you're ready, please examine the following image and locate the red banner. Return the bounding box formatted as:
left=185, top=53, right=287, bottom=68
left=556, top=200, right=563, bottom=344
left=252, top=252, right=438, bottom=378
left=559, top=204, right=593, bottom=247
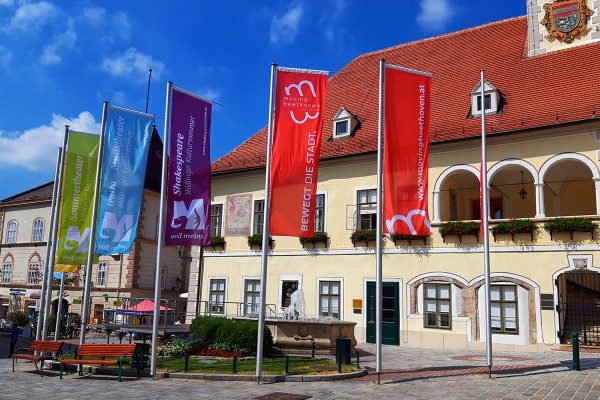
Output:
left=383, top=66, right=432, bottom=236
left=269, top=68, right=328, bottom=237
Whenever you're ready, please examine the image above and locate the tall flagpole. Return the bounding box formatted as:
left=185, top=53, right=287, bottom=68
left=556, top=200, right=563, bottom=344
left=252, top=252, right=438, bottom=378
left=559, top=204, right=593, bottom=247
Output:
left=80, top=101, right=109, bottom=346
left=42, top=127, right=68, bottom=340
left=145, top=68, right=152, bottom=114
left=256, top=63, right=277, bottom=383
left=480, top=69, right=493, bottom=378
left=151, top=81, right=172, bottom=378
left=37, top=146, right=62, bottom=341
left=375, top=58, right=385, bottom=384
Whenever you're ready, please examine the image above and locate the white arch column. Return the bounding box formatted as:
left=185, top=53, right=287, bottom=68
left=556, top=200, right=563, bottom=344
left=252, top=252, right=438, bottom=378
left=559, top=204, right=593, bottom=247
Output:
left=535, top=182, right=545, bottom=218
left=432, top=190, right=441, bottom=223
left=594, top=177, right=600, bottom=215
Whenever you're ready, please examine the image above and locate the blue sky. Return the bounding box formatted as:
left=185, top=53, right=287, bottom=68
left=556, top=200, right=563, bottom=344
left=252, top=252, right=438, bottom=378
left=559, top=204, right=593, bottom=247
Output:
left=0, top=0, right=526, bottom=200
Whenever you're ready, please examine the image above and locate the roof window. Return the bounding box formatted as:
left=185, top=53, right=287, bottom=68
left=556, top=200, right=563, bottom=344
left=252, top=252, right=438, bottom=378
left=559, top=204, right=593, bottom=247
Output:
left=468, top=80, right=504, bottom=118
left=330, top=108, right=362, bottom=141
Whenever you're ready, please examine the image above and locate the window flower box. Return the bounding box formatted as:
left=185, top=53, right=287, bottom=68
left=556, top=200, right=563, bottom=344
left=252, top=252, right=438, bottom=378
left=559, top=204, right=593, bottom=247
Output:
left=208, top=235, right=226, bottom=250
left=438, top=221, right=480, bottom=243
left=299, top=231, right=329, bottom=248
left=390, top=233, right=428, bottom=246
left=490, top=219, right=537, bottom=242
left=350, top=229, right=376, bottom=247
left=247, top=234, right=274, bottom=249
left=543, top=218, right=598, bottom=240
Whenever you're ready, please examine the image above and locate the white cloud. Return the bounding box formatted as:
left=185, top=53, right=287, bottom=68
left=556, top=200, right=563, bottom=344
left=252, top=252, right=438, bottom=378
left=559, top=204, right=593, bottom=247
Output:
left=416, top=0, right=455, bottom=29
left=0, top=0, right=13, bottom=6
left=101, top=48, right=165, bottom=84
left=0, top=112, right=100, bottom=171
left=4, top=1, right=58, bottom=32
left=196, top=88, right=221, bottom=102
left=40, top=19, right=76, bottom=65
left=82, top=6, right=105, bottom=24
left=331, top=0, right=346, bottom=20
left=269, top=3, right=304, bottom=44
left=112, top=11, right=131, bottom=40
left=0, top=45, right=11, bottom=67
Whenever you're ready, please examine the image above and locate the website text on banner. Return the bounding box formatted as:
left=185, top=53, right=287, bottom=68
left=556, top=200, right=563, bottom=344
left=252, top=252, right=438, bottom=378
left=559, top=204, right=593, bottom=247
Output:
left=56, top=131, right=99, bottom=268
left=269, top=68, right=328, bottom=238
left=95, top=107, right=153, bottom=255
left=165, top=87, right=213, bottom=247
left=383, top=66, right=432, bottom=236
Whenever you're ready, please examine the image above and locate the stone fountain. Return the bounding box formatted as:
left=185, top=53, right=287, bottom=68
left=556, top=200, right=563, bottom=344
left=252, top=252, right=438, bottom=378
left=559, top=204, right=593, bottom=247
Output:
left=235, top=289, right=357, bottom=355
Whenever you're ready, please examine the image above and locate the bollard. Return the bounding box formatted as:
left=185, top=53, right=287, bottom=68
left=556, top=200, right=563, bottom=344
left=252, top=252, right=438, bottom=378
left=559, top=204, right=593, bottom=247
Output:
left=312, top=341, right=316, bottom=358
left=356, top=351, right=360, bottom=369
left=184, top=354, right=189, bottom=372
left=285, top=355, right=289, bottom=374
left=233, top=354, right=237, bottom=373
left=572, top=332, right=581, bottom=371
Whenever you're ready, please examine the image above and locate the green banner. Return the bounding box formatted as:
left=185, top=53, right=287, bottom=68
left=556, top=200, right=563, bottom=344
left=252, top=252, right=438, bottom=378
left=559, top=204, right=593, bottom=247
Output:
left=56, top=131, right=100, bottom=266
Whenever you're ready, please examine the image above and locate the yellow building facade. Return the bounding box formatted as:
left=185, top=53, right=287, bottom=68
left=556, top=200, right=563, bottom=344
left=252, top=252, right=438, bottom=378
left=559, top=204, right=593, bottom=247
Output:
left=193, top=1, right=600, bottom=352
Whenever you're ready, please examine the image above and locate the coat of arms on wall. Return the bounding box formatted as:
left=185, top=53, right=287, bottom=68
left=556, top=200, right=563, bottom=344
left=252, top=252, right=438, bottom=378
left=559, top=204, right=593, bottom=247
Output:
left=541, top=0, right=594, bottom=43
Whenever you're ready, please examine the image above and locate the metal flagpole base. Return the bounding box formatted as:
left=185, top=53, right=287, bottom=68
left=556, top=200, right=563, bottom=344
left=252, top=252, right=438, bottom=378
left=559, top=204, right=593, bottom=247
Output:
left=378, top=371, right=380, bottom=385
left=488, top=365, right=492, bottom=378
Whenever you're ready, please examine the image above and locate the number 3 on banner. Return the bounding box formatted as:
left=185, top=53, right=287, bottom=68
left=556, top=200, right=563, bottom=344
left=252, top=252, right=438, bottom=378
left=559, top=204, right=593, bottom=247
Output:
left=290, top=111, right=319, bottom=125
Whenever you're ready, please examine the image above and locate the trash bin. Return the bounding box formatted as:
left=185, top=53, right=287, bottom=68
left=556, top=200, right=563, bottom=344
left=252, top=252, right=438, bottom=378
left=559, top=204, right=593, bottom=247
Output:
left=130, top=343, right=150, bottom=369
left=336, top=337, right=352, bottom=365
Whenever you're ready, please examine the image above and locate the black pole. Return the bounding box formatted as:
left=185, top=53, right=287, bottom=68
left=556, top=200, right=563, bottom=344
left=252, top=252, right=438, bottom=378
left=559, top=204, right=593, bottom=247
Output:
left=145, top=68, right=152, bottom=114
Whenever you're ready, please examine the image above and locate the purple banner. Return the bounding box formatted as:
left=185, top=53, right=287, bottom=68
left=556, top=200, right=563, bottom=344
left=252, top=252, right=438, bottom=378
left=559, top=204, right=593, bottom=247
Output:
left=165, top=87, right=212, bottom=246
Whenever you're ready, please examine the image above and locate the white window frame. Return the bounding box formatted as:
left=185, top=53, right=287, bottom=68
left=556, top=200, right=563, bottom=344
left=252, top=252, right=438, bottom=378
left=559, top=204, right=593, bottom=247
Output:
left=490, top=284, right=518, bottom=334
left=2, top=262, right=12, bottom=284
left=314, top=192, right=327, bottom=232
left=97, top=262, right=107, bottom=287
left=210, top=202, right=224, bottom=237
left=32, top=218, right=44, bottom=242
left=207, top=276, right=228, bottom=315
left=354, top=187, right=377, bottom=230
left=278, top=274, right=303, bottom=312
left=316, top=277, right=343, bottom=320
left=470, top=80, right=499, bottom=117
left=423, top=282, right=452, bottom=329
left=242, top=276, right=261, bottom=316
left=6, top=220, right=17, bottom=244
left=27, top=262, right=40, bottom=285
left=252, top=198, right=265, bottom=235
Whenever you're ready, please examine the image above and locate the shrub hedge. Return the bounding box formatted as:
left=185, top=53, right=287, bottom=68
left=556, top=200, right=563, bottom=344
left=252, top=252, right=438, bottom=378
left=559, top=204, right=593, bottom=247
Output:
left=189, top=316, right=273, bottom=357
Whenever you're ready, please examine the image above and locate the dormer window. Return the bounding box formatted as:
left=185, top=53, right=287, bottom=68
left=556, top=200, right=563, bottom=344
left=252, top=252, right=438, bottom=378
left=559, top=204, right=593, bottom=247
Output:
left=469, top=80, right=503, bottom=118
left=331, top=107, right=362, bottom=140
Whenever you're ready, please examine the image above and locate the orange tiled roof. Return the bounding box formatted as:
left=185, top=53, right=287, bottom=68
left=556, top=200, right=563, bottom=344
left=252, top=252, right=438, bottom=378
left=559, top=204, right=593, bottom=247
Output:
left=213, top=16, right=600, bottom=174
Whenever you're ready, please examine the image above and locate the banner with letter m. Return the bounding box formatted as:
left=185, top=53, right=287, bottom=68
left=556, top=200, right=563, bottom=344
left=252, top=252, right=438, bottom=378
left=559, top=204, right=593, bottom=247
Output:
left=95, top=106, right=153, bottom=255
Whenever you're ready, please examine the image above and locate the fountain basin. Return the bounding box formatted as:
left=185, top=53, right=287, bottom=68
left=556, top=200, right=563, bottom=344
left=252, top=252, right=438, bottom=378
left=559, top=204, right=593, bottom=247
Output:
left=233, top=317, right=357, bottom=355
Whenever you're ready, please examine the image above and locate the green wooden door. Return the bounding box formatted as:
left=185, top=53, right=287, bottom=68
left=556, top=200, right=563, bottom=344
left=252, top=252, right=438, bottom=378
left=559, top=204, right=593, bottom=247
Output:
left=366, top=281, right=400, bottom=345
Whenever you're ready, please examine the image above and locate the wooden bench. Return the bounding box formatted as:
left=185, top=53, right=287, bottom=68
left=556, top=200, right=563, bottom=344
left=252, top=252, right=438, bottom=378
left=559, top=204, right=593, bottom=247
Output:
left=59, top=343, right=139, bottom=382
left=12, top=340, right=64, bottom=377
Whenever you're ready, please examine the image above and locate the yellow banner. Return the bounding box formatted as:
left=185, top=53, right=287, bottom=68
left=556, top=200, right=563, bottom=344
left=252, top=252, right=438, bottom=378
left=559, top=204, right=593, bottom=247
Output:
left=54, top=264, right=79, bottom=273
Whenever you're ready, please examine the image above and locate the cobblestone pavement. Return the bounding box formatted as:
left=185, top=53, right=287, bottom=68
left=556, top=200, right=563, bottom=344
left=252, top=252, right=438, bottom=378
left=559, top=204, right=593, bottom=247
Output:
left=3, top=335, right=600, bottom=399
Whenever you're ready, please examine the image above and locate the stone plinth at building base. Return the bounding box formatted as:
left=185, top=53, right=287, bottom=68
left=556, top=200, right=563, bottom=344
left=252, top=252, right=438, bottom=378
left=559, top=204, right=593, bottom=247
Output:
left=233, top=317, right=357, bottom=355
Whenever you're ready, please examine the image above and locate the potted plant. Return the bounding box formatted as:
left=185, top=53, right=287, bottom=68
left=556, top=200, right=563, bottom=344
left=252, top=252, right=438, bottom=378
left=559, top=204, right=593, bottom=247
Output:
left=299, top=231, right=329, bottom=248
left=543, top=217, right=598, bottom=240
left=390, top=233, right=429, bottom=245
left=438, top=221, right=480, bottom=243
left=209, top=235, right=226, bottom=249
left=246, top=233, right=274, bottom=248
left=490, top=218, right=537, bottom=241
left=350, top=229, right=376, bottom=246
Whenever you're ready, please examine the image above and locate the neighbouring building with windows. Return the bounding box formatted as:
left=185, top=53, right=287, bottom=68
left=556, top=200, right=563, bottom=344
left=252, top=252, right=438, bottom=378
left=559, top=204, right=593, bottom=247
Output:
left=191, top=2, right=600, bottom=351
left=0, top=130, right=189, bottom=324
